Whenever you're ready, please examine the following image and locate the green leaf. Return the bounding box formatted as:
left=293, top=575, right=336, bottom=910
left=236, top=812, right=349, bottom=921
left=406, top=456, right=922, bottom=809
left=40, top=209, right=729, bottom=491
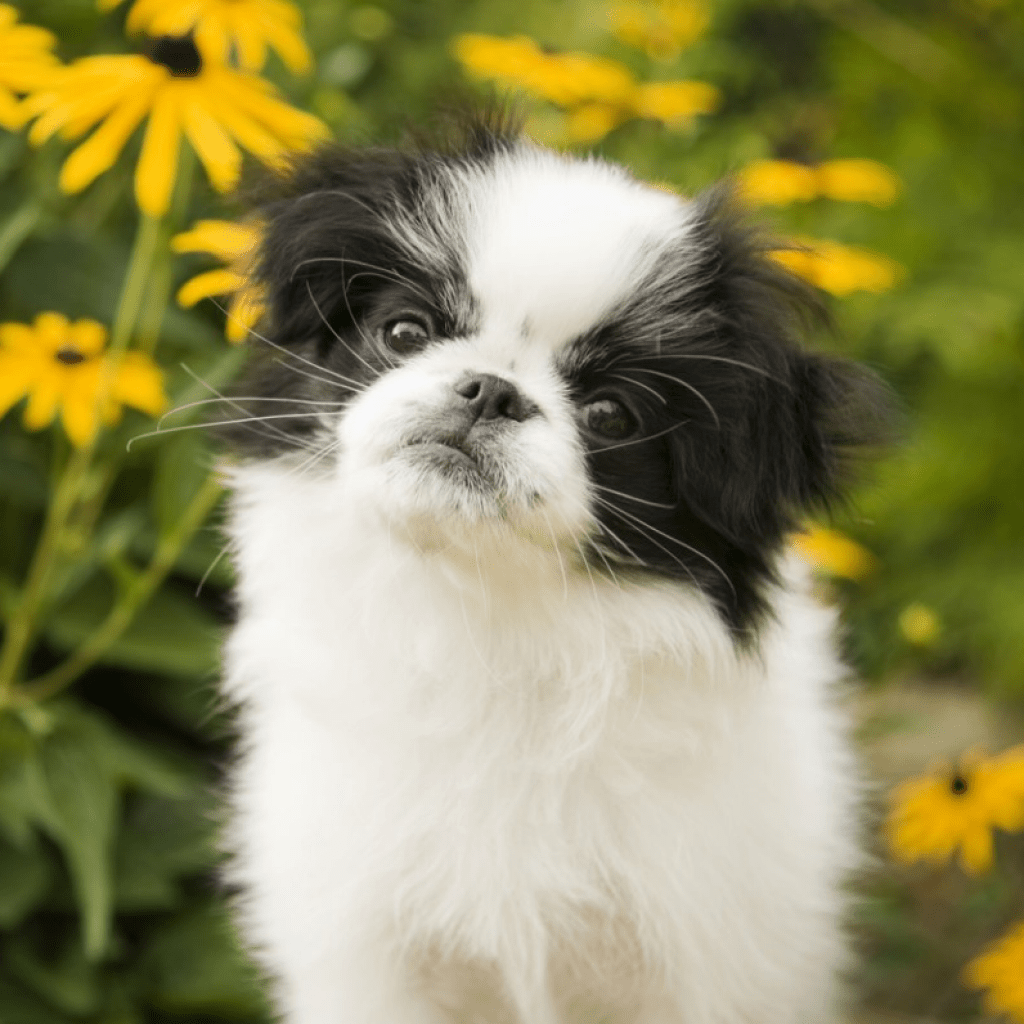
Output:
left=4, top=932, right=102, bottom=1016
left=0, top=835, right=51, bottom=928
left=114, top=791, right=219, bottom=912
left=139, top=900, right=269, bottom=1017
left=31, top=718, right=119, bottom=960
left=0, top=713, right=40, bottom=847
left=44, top=575, right=222, bottom=678
left=0, top=977, right=70, bottom=1024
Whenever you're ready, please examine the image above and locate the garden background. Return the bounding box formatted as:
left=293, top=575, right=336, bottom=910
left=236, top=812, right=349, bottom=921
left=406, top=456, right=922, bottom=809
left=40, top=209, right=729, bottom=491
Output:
left=0, top=0, right=1022, bottom=1021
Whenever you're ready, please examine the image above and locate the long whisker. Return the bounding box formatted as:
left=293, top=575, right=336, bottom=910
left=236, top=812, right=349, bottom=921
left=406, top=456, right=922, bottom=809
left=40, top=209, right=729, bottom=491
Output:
left=128, top=411, right=331, bottom=450
left=176, top=363, right=295, bottom=447
left=593, top=484, right=675, bottom=510
left=591, top=419, right=690, bottom=455
left=609, top=373, right=668, bottom=406
left=623, top=368, right=720, bottom=428
left=196, top=542, right=230, bottom=597
left=593, top=498, right=698, bottom=579
left=160, top=395, right=348, bottom=427
left=595, top=497, right=736, bottom=598
left=206, top=295, right=362, bottom=389
left=633, top=353, right=789, bottom=387
left=306, top=279, right=389, bottom=376
left=271, top=357, right=366, bottom=394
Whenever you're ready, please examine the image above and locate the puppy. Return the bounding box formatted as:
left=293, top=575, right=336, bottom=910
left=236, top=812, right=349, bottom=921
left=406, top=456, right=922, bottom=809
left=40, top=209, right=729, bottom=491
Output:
left=219, top=115, right=886, bottom=1024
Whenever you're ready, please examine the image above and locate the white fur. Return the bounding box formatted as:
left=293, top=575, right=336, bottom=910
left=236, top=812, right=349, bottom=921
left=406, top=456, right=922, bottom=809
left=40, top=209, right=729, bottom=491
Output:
left=221, top=150, right=862, bottom=1024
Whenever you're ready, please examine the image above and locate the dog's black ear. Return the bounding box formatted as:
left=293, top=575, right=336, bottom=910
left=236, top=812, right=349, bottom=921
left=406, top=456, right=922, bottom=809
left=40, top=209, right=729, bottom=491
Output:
left=667, top=190, right=894, bottom=550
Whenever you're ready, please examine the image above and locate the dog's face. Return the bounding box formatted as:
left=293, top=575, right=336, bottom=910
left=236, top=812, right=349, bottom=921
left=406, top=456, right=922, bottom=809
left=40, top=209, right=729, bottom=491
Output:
left=229, top=121, right=884, bottom=635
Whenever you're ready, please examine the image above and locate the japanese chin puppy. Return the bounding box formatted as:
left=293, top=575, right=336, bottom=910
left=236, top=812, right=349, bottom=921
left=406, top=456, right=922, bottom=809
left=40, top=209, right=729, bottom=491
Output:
left=219, top=114, right=887, bottom=1024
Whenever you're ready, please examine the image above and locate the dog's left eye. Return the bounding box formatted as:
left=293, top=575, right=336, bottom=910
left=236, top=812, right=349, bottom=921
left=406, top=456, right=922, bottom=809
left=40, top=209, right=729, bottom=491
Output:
left=582, top=398, right=639, bottom=440
left=382, top=318, right=431, bottom=355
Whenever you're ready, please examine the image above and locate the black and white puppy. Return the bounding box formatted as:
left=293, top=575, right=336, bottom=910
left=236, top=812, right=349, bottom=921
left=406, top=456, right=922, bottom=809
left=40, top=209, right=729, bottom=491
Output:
left=220, top=117, right=885, bottom=1024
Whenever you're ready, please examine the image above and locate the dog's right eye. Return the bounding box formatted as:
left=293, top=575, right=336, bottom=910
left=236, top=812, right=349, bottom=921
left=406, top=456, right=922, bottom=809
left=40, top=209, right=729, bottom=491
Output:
left=383, top=318, right=430, bottom=355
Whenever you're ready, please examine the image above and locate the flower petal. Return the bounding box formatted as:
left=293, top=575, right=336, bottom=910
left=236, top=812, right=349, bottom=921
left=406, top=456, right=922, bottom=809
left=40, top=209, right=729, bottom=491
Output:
left=22, top=371, right=61, bottom=430
left=134, top=88, right=182, bottom=218
left=180, top=92, right=243, bottom=193
left=176, top=268, right=246, bottom=308
left=171, top=219, right=261, bottom=260
left=59, top=86, right=153, bottom=194
left=111, top=351, right=167, bottom=416
left=0, top=353, right=34, bottom=420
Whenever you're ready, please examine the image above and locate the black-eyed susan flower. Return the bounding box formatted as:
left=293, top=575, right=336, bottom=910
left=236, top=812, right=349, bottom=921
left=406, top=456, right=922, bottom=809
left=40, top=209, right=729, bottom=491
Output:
left=25, top=34, right=328, bottom=218
left=172, top=218, right=265, bottom=342
left=609, top=0, right=709, bottom=60
left=99, top=0, right=313, bottom=74
left=886, top=747, right=1024, bottom=875
left=739, top=158, right=901, bottom=207
left=791, top=525, right=876, bottom=581
left=772, top=236, right=902, bottom=296
left=0, top=4, right=61, bottom=131
left=0, top=313, right=167, bottom=447
left=965, top=920, right=1024, bottom=1022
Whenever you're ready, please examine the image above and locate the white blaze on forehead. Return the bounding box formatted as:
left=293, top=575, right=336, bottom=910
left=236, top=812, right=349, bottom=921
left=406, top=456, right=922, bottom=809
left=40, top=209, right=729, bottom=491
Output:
left=462, top=148, right=687, bottom=351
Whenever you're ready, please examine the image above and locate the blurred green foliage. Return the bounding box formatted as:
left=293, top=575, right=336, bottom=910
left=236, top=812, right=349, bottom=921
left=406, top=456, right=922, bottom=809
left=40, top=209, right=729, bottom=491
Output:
left=1, top=0, right=1022, bottom=1021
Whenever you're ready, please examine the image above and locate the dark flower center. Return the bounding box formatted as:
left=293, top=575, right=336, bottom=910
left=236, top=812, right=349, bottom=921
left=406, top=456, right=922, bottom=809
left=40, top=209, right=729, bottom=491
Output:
left=950, top=774, right=969, bottom=796
left=55, top=347, right=87, bottom=366
left=148, top=35, right=203, bottom=77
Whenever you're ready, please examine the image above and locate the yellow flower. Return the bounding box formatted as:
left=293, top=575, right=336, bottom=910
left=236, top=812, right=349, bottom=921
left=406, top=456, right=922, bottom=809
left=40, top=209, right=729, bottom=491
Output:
left=635, top=80, right=720, bottom=126
left=99, top=0, right=313, bottom=74
left=772, top=236, right=902, bottom=296
left=965, top=921, right=1024, bottom=1022
left=739, top=158, right=901, bottom=207
left=453, top=34, right=718, bottom=142
left=564, top=103, right=627, bottom=144
left=738, top=160, right=819, bottom=206
left=790, top=525, right=876, bottom=580
left=25, top=35, right=328, bottom=218
left=453, top=35, right=638, bottom=109
left=172, top=219, right=265, bottom=343
left=816, top=158, right=901, bottom=206
left=886, top=747, right=1024, bottom=875
left=610, top=0, right=710, bottom=59
left=0, top=313, right=167, bottom=448
left=0, top=4, right=61, bottom=131
left=898, top=602, right=941, bottom=646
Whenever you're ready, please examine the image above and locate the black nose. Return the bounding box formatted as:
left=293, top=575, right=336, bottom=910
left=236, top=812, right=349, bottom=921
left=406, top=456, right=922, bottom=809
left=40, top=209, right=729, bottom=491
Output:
left=453, top=374, right=536, bottom=423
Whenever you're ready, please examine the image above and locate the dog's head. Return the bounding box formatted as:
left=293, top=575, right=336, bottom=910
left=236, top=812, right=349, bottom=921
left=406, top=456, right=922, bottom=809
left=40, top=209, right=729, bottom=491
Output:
left=226, top=117, right=887, bottom=635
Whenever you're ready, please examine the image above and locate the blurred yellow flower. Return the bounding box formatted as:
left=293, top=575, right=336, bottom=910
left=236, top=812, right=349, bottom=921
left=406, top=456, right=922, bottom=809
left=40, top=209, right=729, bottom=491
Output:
left=454, top=35, right=637, bottom=108
left=772, top=236, right=902, bottom=296
left=738, top=160, right=819, bottom=206
left=99, top=0, right=313, bottom=74
left=565, top=103, right=627, bottom=144
left=740, top=158, right=900, bottom=208
left=965, top=921, right=1024, bottom=1023
left=25, top=35, right=328, bottom=217
left=898, top=602, right=941, bottom=646
left=610, top=0, right=709, bottom=59
left=0, top=313, right=167, bottom=448
left=635, top=80, right=720, bottom=126
left=791, top=525, right=876, bottom=580
left=886, top=747, right=1024, bottom=875
left=454, top=34, right=718, bottom=143
left=0, top=4, right=61, bottom=131
left=816, top=158, right=901, bottom=206
left=172, top=219, right=265, bottom=343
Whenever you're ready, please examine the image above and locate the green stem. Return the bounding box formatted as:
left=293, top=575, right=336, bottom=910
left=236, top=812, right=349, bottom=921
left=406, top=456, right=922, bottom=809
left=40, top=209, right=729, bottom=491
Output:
left=0, top=200, right=42, bottom=276
left=0, top=211, right=164, bottom=707
left=16, top=474, right=224, bottom=705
